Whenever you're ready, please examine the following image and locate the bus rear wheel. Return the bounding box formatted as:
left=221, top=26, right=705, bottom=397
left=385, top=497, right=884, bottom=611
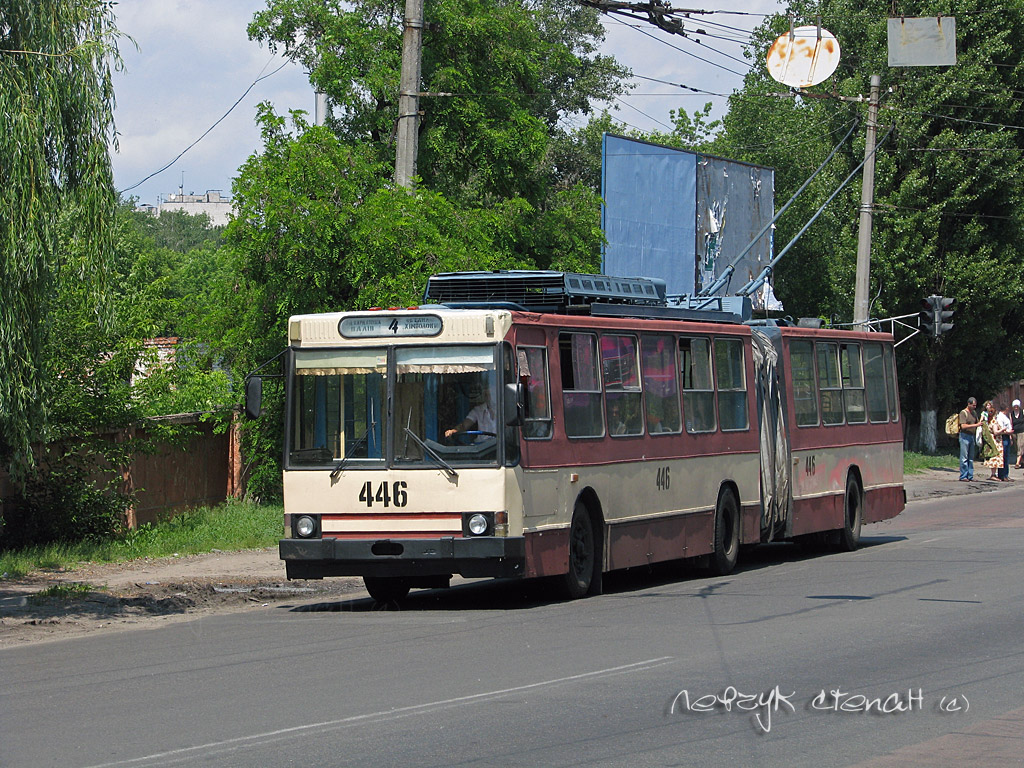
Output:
left=560, top=503, right=597, bottom=599
left=711, top=488, right=740, bottom=575
left=364, top=576, right=411, bottom=604
left=837, top=475, right=863, bottom=552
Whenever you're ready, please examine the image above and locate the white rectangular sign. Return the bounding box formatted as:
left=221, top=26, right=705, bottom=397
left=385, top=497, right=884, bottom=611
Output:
left=888, top=17, right=956, bottom=67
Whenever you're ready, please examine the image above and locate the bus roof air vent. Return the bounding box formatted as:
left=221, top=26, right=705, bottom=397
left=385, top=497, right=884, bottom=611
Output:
left=424, top=270, right=667, bottom=313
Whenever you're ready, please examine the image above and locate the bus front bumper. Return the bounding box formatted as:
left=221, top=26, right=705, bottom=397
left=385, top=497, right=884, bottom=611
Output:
left=279, top=536, right=526, bottom=580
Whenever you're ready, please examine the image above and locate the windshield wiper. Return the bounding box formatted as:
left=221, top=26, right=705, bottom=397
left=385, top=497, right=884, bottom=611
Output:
left=403, top=427, right=458, bottom=481
left=331, top=403, right=376, bottom=480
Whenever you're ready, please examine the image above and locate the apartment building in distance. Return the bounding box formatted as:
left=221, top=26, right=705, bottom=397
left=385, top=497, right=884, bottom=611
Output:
left=136, top=188, right=233, bottom=228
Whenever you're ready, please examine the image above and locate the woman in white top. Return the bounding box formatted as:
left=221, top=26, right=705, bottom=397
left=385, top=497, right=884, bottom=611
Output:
left=993, top=404, right=1014, bottom=481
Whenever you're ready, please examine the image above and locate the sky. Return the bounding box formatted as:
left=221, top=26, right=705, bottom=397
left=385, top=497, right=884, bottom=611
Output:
left=110, top=1, right=783, bottom=207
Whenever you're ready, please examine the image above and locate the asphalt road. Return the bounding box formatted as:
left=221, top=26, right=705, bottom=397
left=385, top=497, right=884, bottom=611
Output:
left=3, top=485, right=1023, bottom=768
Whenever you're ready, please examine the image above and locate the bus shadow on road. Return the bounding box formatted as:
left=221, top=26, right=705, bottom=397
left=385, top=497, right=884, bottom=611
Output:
left=290, top=535, right=909, bottom=613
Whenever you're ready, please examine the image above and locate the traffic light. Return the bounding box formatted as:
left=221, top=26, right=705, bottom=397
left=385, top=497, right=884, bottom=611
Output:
left=919, top=295, right=956, bottom=338
left=919, top=297, right=937, bottom=337
left=936, top=296, right=956, bottom=335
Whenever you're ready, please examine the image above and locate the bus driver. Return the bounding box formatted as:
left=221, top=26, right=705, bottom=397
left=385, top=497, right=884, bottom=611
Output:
left=445, top=385, right=496, bottom=441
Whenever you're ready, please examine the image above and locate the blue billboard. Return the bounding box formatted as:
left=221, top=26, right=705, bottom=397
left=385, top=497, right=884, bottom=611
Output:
left=601, top=134, right=774, bottom=301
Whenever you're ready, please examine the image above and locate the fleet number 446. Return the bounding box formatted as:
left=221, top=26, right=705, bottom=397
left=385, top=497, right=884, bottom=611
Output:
left=359, top=481, right=408, bottom=508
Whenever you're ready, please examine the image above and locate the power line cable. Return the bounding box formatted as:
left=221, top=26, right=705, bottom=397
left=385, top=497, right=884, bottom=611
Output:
left=888, top=106, right=1024, bottom=132
left=119, top=57, right=292, bottom=195
left=874, top=202, right=1016, bottom=220
left=630, top=72, right=728, bottom=97
left=608, top=16, right=748, bottom=76
left=613, top=97, right=675, bottom=130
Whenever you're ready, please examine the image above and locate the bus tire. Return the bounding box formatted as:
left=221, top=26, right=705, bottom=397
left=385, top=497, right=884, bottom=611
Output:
left=711, top=488, right=740, bottom=575
left=838, top=474, right=863, bottom=552
left=364, top=576, right=411, bottom=604
left=560, top=502, right=597, bottom=599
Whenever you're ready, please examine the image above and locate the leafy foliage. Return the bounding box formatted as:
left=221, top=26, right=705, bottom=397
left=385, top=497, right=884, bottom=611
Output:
left=0, top=0, right=122, bottom=475
left=248, top=0, right=627, bottom=206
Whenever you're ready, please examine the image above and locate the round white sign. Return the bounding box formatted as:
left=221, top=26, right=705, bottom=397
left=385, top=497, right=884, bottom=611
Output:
left=767, top=26, right=841, bottom=88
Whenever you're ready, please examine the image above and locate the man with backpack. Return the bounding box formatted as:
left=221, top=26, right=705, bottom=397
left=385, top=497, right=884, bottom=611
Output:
left=959, top=397, right=984, bottom=481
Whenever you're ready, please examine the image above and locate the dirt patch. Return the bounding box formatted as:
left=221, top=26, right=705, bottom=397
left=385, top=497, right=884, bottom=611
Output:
left=0, top=549, right=365, bottom=647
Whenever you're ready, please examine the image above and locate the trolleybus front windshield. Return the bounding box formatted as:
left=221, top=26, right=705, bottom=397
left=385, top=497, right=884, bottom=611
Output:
left=290, top=348, right=388, bottom=467
left=393, top=346, right=499, bottom=467
left=288, top=345, right=501, bottom=469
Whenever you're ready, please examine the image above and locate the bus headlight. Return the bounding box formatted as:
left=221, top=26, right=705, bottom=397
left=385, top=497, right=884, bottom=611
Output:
left=295, top=515, right=318, bottom=538
left=468, top=513, right=489, bottom=536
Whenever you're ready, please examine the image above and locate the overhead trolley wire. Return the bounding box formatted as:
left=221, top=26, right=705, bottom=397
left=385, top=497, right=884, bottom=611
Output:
left=613, top=97, right=676, bottom=130
left=119, top=57, right=292, bottom=195
left=605, top=15, right=749, bottom=76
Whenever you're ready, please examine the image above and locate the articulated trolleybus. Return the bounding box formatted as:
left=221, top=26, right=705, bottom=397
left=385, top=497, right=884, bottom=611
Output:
left=255, top=271, right=904, bottom=603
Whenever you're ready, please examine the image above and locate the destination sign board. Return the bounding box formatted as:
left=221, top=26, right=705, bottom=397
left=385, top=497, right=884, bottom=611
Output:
left=339, top=314, right=443, bottom=339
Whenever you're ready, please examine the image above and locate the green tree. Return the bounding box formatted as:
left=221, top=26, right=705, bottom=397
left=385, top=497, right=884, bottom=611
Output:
left=130, top=207, right=224, bottom=253
left=119, top=206, right=230, bottom=339
left=0, top=0, right=121, bottom=474
left=248, top=0, right=626, bottom=206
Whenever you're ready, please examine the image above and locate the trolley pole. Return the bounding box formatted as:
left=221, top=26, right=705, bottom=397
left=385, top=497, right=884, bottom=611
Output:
left=853, top=74, right=880, bottom=326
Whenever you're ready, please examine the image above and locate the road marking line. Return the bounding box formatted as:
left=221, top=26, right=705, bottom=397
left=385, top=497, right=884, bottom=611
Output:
left=82, top=656, right=675, bottom=768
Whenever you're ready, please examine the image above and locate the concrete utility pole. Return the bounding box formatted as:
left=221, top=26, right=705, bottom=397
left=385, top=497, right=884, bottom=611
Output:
left=395, top=0, right=424, bottom=189
left=853, top=74, right=881, bottom=326
left=314, top=92, right=328, bottom=127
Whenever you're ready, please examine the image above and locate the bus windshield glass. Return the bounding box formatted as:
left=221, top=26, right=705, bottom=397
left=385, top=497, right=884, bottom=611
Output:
left=290, top=348, right=387, bottom=466
left=394, top=346, right=499, bottom=467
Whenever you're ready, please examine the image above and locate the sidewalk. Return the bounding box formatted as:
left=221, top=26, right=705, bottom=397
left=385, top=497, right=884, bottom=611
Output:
left=904, top=465, right=1019, bottom=502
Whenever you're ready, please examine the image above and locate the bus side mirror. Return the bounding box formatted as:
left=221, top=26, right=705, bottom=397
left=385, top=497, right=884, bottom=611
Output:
left=245, top=376, right=263, bottom=419
left=504, top=382, right=524, bottom=427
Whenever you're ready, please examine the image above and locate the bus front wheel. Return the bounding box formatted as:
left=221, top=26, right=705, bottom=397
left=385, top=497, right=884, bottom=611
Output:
left=711, top=488, right=740, bottom=575
left=364, top=576, right=411, bottom=604
left=560, top=503, right=597, bottom=599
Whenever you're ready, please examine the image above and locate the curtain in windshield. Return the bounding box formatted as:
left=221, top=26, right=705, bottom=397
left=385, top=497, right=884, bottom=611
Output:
left=291, top=349, right=386, bottom=466
left=394, top=346, right=499, bottom=466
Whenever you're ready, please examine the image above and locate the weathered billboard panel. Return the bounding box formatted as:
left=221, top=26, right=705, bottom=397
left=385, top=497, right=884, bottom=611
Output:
left=601, top=134, right=697, bottom=296
left=601, top=134, right=774, bottom=301
left=696, top=155, right=774, bottom=298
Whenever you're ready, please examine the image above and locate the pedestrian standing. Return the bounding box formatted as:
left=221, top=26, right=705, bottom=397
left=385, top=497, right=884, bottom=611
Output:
left=995, top=404, right=1014, bottom=481
left=981, top=401, right=1002, bottom=480
left=958, top=397, right=983, bottom=481
left=1011, top=399, right=1024, bottom=470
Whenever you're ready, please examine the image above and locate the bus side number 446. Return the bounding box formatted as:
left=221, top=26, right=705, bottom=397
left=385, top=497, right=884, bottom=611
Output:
left=359, top=481, right=409, bottom=508
left=656, top=466, right=671, bottom=491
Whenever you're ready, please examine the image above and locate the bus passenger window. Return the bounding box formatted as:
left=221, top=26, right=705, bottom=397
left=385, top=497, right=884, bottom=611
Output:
left=715, top=337, right=749, bottom=431
left=841, top=344, right=866, bottom=424
left=680, top=337, right=716, bottom=433
left=560, top=333, right=603, bottom=438
left=790, top=340, right=818, bottom=426
left=641, top=335, right=681, bottom=434
left=602, top=335, right=642, bottom=436
left=517, top=346, right=552, bottom=439
left=817, top=343, right=844, bottom=425
left=863, top=343, right=889, bottom=423
left=883, top=344, right=899, bottom=422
